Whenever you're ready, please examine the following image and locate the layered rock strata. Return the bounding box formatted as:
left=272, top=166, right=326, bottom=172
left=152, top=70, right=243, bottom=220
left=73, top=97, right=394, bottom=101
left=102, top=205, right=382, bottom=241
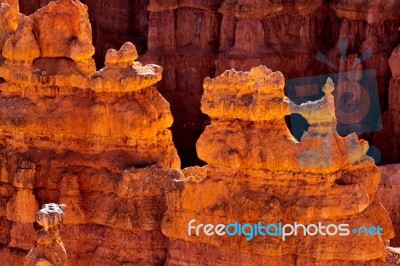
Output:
left=163, top=66, right=394, bottom=265
left=15, top=1, right=400, bottom=166
left=0, top=1, right=180, bottom=265
left=80, top=0, right=400, bottom=166
left=144, top=0, right=399, bottom=166
left=0, top=0, right=397, bottom=265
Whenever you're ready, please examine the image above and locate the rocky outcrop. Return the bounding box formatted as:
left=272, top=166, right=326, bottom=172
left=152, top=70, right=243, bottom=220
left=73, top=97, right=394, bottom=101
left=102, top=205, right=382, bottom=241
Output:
left=0, top=1, right=180, bottom=265
left=9, top=2, right=95, bottom=81
left=0, top=0, right=398, bottom=265
left=378, top=164, right=400, bottom=247
left=163, top=66, right=394, bottom=265
left=24, top=203, right=67, bottom=266
left=54, top=0, right=399, bottom=166
left=15, top=1, right=400, bottom=167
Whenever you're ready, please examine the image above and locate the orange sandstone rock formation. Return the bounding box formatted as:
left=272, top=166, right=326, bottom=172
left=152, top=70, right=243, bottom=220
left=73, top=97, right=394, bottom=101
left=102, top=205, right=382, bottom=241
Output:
left=0, top=1, right=180, bottom=265
left=15, top=0, right=400, bottom=168
left=163, top=66, right=394, bottom=265
left=0, top=0, right=397, bottom=265
left=24, top=203, right=67, bottom=266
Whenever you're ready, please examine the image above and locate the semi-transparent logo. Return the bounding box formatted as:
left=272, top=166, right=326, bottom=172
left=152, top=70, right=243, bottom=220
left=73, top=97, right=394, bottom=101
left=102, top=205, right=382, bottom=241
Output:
left=286, top=39, right=382, bottom=164
left=188, top=219, right=384, bottom=241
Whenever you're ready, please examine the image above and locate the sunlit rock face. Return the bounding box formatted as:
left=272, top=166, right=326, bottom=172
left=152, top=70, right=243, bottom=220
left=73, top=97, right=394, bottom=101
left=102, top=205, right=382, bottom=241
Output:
left=16, top=1, right=400, bottom=166
left=66, top=0, right=399, bottom=167
left=163, top=66, right=393, bottom=265
left=0, top=1, right=180, bottom=265
left=0, top=1, right=397, bottom=265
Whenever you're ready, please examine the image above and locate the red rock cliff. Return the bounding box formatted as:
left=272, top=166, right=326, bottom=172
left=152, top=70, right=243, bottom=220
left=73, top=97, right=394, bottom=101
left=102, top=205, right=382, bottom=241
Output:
left=0, top=0, right=398, bottom=265
left=0, top=1, right=180, bottom=265
left=24, top=0, right=397, bottom=167
left=17, top=1, right=400, bottom=167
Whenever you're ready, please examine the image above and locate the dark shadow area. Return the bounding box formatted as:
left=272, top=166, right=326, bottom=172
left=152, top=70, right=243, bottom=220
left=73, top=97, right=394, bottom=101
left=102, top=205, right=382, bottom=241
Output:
left=33, top=57, right=81, bottom=75
left=171, top=115, right=210, bottom=168
left=285, top=114, right=310, bottom=142
left=80, top=0, right=150, bottom=69
left=178, top=147, right=207, bottom=168
left=367, top=145, right=382, bottom=165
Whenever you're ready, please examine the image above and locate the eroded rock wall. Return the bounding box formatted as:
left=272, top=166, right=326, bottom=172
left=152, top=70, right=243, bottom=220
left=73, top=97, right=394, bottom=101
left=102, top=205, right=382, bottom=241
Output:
left=0, top=1, right=398, bottom=265
left=0, top=1, right=180, bottom=265
left=16, top=1, right=400, bottom=167
left=163, top=66, right=394, bottom=265
left=378, top=164, right=400, bottom=247
left=144, top=0, right=400, bottom=166
left=16, top=0, right=399, bottom=167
